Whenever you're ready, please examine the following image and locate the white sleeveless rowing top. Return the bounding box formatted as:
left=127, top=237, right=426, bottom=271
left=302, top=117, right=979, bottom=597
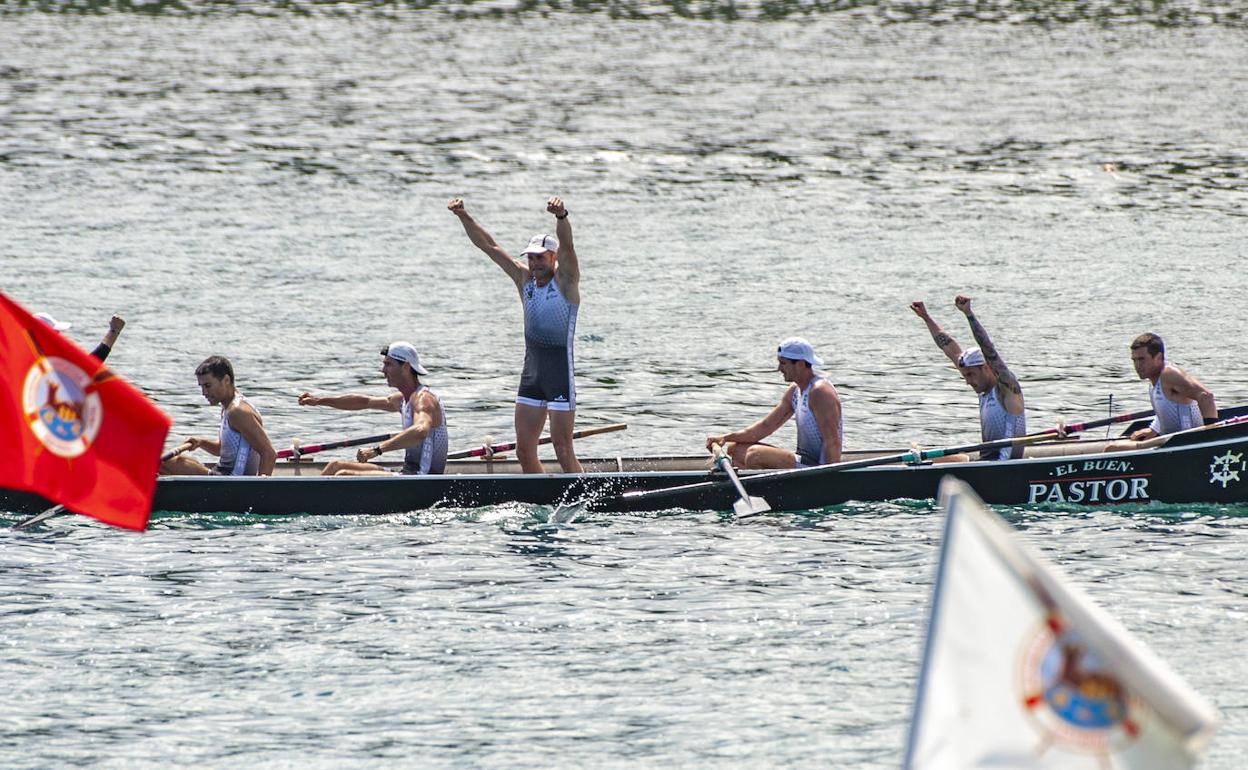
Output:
left=216, top=393, right=260, bottom=476
left=523, top=277, right=578, bottom=349
left=1147, top=374, right=1201, bottom=435
left=979, top=387, right=1026, bottom=461
left=790, top=378, right=841, bottom=466
left=400, top=386, right=448, bottom=475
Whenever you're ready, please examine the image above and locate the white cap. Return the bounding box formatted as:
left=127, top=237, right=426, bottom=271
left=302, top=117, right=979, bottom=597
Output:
left=381, top=341, right=429, bottom=375
left=777, top=337, right=823, bottom=368
left=521, top=234, right=559, bottom=256
left=958, top=347, right=986, bottom=368
left=33, top=312, right=72, bottom=331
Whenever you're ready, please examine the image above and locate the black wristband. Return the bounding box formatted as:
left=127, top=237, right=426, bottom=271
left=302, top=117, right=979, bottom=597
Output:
left=1204, top=417, right=1218, bottom=426
left=555, top=212, right=568, bottom=220
left=374, top=445, right=384, bottom=455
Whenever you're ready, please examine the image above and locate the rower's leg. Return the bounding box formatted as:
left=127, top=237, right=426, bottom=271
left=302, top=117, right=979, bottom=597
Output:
left=160, top=455, right=210, bottom=475
left=514, top=403, right=548, bottom=474
left=722, top=441, right=752, bottom=468
left=742, top=444, right=799, bottom=470
left=324, top=460, right=380, bottom=476
left=548, top=409, right=583, bottom=474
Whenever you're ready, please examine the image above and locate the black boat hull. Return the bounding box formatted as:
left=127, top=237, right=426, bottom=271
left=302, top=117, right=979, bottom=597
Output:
left=3, top=422, right=1246, bottom=517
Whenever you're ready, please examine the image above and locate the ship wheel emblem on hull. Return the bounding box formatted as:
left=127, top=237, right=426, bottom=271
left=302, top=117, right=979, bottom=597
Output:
left=1209, top=450, right=1246, bottom=489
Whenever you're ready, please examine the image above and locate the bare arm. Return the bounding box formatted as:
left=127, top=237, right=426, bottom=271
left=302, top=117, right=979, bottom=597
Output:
left=1162, top=366, right=1218, bottom=422
left=956, top=295, right=1024, bottom=412
left=448, top=198, right=527, bottom=290
left=227, top=407, right=277, bottom=476
left=548, top=197, right=580, bottom=305
left=298, top=392, right=400, bottom=412
left=809, top=383, right=843, bottom=464
left=356, top=391, right=439, bottom=462
left=707, top=387, right=797, bottom=450
left=910, top=301, right=962, bottom=365
left=91, top=315, right=125, bottom=361
left=186, top=435, right=222, bottom=456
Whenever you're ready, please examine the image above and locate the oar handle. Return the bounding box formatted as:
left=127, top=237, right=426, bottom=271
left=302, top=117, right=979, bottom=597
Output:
left=160, top=441, right=195, bottom=462
left=277, top=432, right=395, bottom=460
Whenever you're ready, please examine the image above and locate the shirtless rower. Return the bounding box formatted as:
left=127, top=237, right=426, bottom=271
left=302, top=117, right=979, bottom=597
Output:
left=705, top=338, right=843, bottom=469
left=1104, top=333, right=1217, bottom=451
left=910, top=296, right=1025, bottom=462
left=449, top=196, right=583, bottom=473
left=160, top=355, right=276, bottom=476
left=297, top=342, right=448, bottom=476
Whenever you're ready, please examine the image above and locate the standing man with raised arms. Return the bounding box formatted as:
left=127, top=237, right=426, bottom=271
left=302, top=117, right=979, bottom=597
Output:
left=449, top=196, right=583, bottom=474
left=910, top=295, right=1026, bottom=461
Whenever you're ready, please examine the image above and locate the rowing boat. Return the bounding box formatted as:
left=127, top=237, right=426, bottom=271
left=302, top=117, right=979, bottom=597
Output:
left=3, top=414, right=1246, bottom=517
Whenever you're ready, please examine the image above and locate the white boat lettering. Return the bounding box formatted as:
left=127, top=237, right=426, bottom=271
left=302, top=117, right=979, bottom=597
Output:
left=1081, top=459, right=1133, bottom=473
left=1028, top=476, right=1149, bottom=504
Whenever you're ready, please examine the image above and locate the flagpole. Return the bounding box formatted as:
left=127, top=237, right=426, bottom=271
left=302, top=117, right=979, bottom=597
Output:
left=902, top=478, right=961, bottom=769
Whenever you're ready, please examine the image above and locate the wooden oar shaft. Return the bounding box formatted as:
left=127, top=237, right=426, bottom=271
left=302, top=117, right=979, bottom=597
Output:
left=276, top=432, right=394, bottom=459
left=13, top=504, right=66, bottom=530
left=160, top=441, right=194, bottom=463
left=448, top=423, right=627, bottom=460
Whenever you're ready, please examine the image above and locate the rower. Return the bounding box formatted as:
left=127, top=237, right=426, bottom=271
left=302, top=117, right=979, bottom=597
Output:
left=160, top=355, right=277, bottom=476
left=705, top=338, right=843, bottom=469
left=449, top=196, right=583, bottom=474
left=910, top=296, right=1025, bottom=462
left=1104, top=333, right=1217, bottom=451
left=298, top=342, right=448, bottom=476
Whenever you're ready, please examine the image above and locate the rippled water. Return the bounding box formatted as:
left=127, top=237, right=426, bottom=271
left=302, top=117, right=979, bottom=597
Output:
left=3, top=2, right=1247, bottom=767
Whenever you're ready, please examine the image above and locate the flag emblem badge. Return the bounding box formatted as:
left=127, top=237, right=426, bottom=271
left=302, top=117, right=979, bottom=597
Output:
left=1020, top=614, right=1140, bottom=755
left=23, top=356, right=103, bottom=458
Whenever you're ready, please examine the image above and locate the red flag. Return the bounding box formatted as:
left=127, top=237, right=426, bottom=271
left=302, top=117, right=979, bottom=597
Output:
left=0, top=292, right=170, bottom=530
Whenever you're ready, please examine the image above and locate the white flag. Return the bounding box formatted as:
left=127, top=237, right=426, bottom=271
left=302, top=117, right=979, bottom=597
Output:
left=904, top=477, right=1219, bottom=770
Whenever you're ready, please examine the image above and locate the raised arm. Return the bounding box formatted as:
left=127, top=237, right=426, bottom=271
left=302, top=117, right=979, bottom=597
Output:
left=548, top=196, right=580, bottom=305
left=90, top=314, right=125, bottom=362
left=706, top=387, right=798, bottom=450
left=448, top=198, right=527, bottom=290
left=910, top=301, right=963, bottom=365
left=298, top=392, right=401, bottom=412
left=956, top=295, right=1023, bottom=408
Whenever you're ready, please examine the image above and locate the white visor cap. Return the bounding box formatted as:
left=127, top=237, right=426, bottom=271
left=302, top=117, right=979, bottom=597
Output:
left=777, top=337, right=824, bottom=368
left=382, top=341, right=429, bottom=375
left=521, top=234, right=559, bottom=256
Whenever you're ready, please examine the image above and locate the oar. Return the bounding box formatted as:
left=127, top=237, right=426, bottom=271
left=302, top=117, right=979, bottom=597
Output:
left=14, top=441, right=196, bottom=530
left=619, top=408, right=1158, bottom=514
left=277, top=432, right=394, bottom=460
left=162, top=441, right=194, bottom=462
left=710, top=443, right=771, bottom=516
left=448, top=423, right=627, bottom=460
left=12, top=504, right=66, bottom=531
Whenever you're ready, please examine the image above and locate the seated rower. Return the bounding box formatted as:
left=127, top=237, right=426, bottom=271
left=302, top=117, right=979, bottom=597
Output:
left=1105, top=333, right=1217, bottom=452
left=910, top=296, right=1026, bottom=462
left=298, top=342, right=448, bottom=476
left=705, top=338, right=842, bottom=469
left=160, top=355, right=276, bottom=476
